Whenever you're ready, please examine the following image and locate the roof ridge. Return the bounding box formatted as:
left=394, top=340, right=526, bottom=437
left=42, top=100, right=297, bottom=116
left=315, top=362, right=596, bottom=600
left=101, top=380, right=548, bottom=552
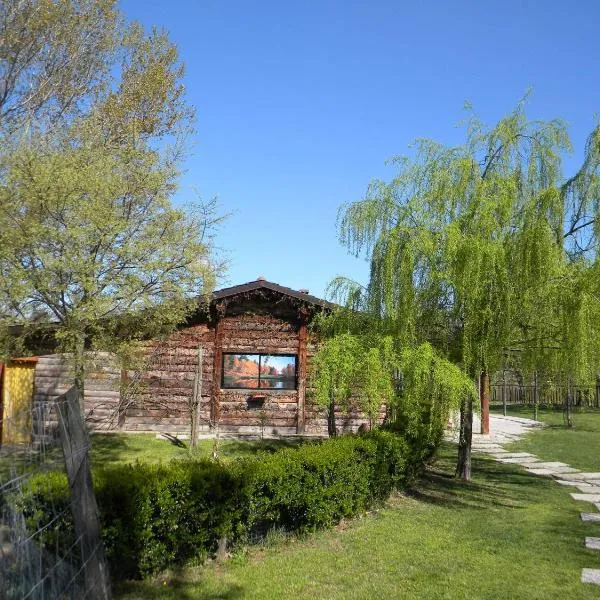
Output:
left=211, top=279, right=334, bottom=309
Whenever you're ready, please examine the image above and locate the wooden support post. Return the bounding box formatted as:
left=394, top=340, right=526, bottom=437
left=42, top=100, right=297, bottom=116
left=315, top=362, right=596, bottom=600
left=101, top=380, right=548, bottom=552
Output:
left=596, top=376, right=600, bottom=409
left=296, top=322, right=307, bottom=434
left=480, top=369, right=490, bottom=434
left=56, top=386, right=111, bottom=600
left=533, top=370, right=539, bottom=421
left=565, top=375, right=574, bottom=428
left=118, top=369, right=128, bottom=429
left=211, top=317, right=224, bottom=429
left=502, top=370, right=507, bottom=417
left=190, top=345, right=203, bottom=450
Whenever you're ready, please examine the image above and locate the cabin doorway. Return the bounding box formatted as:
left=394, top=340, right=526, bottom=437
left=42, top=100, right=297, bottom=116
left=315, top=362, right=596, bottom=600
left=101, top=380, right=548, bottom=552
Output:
left=1, top=360, right=36, bottom=445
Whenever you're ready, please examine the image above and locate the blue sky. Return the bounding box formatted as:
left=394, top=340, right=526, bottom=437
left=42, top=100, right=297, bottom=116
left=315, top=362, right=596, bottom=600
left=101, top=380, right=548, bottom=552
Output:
left=121, top=0, right=600, bottom=298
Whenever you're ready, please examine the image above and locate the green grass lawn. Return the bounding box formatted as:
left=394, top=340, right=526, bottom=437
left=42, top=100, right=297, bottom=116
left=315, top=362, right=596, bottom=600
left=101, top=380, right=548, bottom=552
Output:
left=115, top=443, right=600, bottom=600
left=89, top=433, right=299, bottom=467
left=1, top=433, right=299, bottom=480
left=492, top=405, right=600, bottom=472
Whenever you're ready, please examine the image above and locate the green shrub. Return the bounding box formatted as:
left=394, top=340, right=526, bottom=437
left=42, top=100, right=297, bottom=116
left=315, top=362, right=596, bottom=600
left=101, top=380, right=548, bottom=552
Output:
left=96, top=459, right=245, bottom=578
left=20, top=429, right=421, bottom=579
left=239, top=435, right=381, bottom=536
left=16, top=470, right=73, bottom=554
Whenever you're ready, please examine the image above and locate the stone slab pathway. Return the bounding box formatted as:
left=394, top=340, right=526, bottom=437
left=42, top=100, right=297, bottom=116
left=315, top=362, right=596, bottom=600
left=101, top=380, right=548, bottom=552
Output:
left=496, top=456, right=540, bottom=464
left=455, top=413, right=600, bottom=587
left=575, top=485, right=600, bottom=494
left=571, top=494, right=600, bottom=503
left=585, top=538, right=600, bottom=550
left=557, top=473, right=600, bottom=481
left=581, top=513, right=600, bottom=523
left=582, top=570, right=600, bottom=584
left=528, top=466, right=580, bottom=475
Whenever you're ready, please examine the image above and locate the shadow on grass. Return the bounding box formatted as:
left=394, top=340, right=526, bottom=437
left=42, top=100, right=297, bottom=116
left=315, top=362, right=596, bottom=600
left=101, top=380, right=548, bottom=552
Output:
left=114, top=564, right=245, bottom=600
left=409, top=447, right=554, bottom=511
left=90, top=434, right=135, bottom=463
left=217, top=438, right=301, bottom=459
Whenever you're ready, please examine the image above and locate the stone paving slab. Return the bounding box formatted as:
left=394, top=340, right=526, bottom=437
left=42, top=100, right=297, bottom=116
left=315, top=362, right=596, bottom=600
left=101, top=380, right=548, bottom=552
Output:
left=555, top=473, right=600, bottom=481
left=491, top=452, right=536, bottom=459
left=528, top=467, right=580, bottom=476
left=532, top=462, right=571, bottom=469
left=585, top=537, right=600, bottom=550
left=571, top=493, right=600, bottom=503
left=496, top=456, right=540, bottom=464
left=472, top=442, right=505, bottom=446
left=472, top=439, right=507, bottom=445
left=526, top=469, right=561, bottom=477
left=555, top=480, right=579, bottom=486
left=472, top=440, right=508, bottom=452
left=581, top=569, right=600, bottom=585
left=576, top=484, right=600, bottom=494
left=581, top=513, right=600, bottom=523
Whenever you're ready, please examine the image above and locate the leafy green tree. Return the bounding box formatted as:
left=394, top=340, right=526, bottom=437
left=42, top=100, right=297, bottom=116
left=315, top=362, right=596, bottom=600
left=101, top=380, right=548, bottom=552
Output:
left=394, top=343, right=476, bottom=461
left=310, top=333, right=363, bottom=436
left=360, top=346, right=394, bottom=428
left=310, top=331, right=475, bottom=457
left=0, top=0, right=119, bottom=135
left=335, top=100, right=600, bottom=479
left=0, top=0, right=225, bottom=411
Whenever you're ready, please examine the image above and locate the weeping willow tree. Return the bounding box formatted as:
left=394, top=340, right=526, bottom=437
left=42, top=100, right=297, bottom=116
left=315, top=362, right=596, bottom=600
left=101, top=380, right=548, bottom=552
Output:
left=509, top=127, right=600, bottom=425
left=335, top=99, right=600, bottom=479
left=395, top=343, right=477, bottom=463
left=310, top=333, right=381, bottom=436
left=311, top=331, right=475, bottom=459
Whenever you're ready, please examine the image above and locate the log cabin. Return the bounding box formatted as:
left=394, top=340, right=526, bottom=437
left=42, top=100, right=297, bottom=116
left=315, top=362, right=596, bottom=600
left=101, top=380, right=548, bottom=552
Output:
left=0, top=279, right=375, bottom=442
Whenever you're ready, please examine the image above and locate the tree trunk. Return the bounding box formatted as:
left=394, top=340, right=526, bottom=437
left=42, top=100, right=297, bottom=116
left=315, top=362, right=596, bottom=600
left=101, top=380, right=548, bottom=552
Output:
left=480, top=369, right=490, bottom=434
left=328, top=393, right=337, bottom=437
left=456, top=393, right=473, bottom=481
left=73, top=331, right=86, bottom=414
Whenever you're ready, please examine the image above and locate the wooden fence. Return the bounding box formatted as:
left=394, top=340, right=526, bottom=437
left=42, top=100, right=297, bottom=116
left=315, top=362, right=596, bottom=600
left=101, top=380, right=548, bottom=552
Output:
left=491, top=380, right=600, bottom=408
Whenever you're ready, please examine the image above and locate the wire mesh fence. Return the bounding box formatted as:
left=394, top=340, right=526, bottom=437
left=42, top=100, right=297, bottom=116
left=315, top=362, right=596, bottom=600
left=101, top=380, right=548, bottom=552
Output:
left=0, top=387, right=111, bottom=599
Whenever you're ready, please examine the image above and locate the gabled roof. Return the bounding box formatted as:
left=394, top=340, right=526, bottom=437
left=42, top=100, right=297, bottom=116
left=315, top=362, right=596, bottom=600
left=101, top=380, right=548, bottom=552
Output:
left=7, top=280, right=334, bottom=350
left=212, top=278, right=334, bottom=310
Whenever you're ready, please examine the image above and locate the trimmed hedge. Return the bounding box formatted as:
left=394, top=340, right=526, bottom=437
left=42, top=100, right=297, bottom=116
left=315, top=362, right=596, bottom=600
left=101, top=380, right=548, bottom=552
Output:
left=21, top=430, right=419, bottom=579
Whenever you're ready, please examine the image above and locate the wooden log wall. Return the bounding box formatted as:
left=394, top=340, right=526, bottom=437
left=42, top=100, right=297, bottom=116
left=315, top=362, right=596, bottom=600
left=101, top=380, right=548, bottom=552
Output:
left=124, top=312, right=386, bottom=437
left=123, top=324, right=215, bottom=433
left=28, top=306, right=389, bottom=438
left=218, top=313, right=300, bottom=436
left=33, top=353, right=121, bottom=436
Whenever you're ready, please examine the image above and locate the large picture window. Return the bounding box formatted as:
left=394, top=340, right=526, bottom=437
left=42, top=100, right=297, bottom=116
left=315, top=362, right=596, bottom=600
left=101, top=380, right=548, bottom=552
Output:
left=222, top=353, right=297, bottom=390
